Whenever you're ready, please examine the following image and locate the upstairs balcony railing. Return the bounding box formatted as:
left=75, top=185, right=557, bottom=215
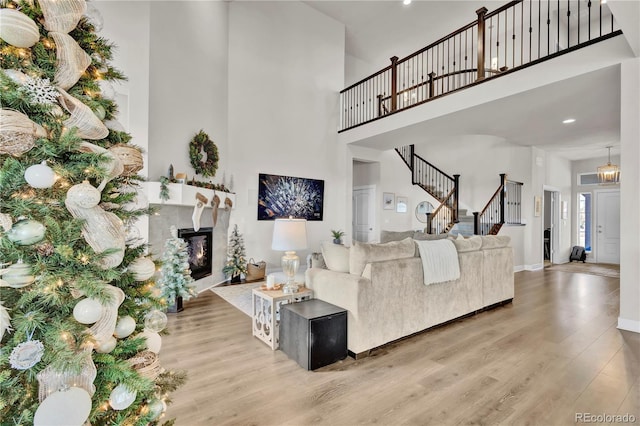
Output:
left=339, top=0, right=621, bottom=132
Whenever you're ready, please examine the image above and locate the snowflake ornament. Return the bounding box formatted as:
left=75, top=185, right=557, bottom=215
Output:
left=21, top=76, right=59, bottom=105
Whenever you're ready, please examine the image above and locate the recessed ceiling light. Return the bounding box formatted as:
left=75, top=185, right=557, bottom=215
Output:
left=563, top=118, right=576, bottom=124
left=403, top=0, right=412, bottom=5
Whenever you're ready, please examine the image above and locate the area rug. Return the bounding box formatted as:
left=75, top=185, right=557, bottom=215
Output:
left=210, top=283, right=261, bottom=316
left=545, top=262, right=620, bottom=278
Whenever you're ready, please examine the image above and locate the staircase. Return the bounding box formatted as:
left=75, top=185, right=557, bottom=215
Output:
left=396, top=146, right=523, bottom=235
left=396, top=145, right=459, bottom=234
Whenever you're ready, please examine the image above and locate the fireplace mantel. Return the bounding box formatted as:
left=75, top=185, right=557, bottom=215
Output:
left=146, top=182, right=235, bottom=208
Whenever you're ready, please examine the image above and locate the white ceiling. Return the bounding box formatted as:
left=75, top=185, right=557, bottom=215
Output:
left=304, top=0, right=626, bottom=160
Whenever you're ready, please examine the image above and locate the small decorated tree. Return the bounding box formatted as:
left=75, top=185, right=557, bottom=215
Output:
left=223, top=224, right=247, bottom=282
left=158, top=226, right=197, bottom=310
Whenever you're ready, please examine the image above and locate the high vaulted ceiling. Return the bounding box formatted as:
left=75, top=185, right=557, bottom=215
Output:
left=304, top=0, right=635, bottom=160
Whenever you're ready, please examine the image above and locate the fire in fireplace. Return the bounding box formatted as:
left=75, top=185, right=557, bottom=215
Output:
left=177, top=227, right=213, bottom=280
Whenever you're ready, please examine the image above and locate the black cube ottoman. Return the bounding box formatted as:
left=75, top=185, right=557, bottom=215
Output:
left=279, top=299, right=347, bottom=370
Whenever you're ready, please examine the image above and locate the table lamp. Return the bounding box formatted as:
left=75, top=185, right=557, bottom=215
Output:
left=272, top=217, right=307, bottom=293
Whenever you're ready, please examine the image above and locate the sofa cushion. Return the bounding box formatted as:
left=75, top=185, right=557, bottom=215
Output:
left=321, top=241, right=350, bottom=272
left=349, top=237, right=416, bottom=276
left=450, top=235, right=482, bottom=252
left=380, top=230, right=415, bottom=243
left=480, top=235, right=511, bottom=249
left=309, top=252, right=327, bottom=269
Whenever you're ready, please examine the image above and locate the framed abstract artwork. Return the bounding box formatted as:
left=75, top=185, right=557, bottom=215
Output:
left=257, top=173, right=324, bottom=221
left=383, top=192, right=395, bottom=210
left=396, top=196, right=408, bottom=213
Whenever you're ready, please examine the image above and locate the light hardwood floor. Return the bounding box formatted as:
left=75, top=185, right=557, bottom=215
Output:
left=160, top=269, right=639, bottom=425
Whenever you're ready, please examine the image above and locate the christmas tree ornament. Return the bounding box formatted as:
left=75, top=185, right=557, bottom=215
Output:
left=6, top=219, right=46, bottom=245
left=139, top=329, right=162, bottom=354
left=124, top=224, right=143, bottom=248
left=97, top=79, right=115, bottom=100
left=191, top=192, right=208, bottom=232
left=58, top=88, right=108, bottom=138
left=21, top=76, right=59, bottom=105
left=49, top=105, right=64, bottom=117
left=93, top=105, right=106, bottom=120
left=73, top=298, right=103, bottom=324
left=9, top=339, right=44, bottom=370
left=144, top=309, right=168, bottom=333
left=33, top=386, right=91, bottom=426
left=0, top=109, right=48, bottom=157
left=95, top=335, right=116, bottom=353
left=0, top=8, right=40, bottom=48
left=25, top=161, right=56, bottom=189
left=39, top=0, right=87, bottom=33
left=108, top=144, right=144, bottom=176
left=36, top=242, right=55, bottom=257
left=129, top=257, right=156, bottom=281
left=109, top=384, right=137, bottom=410
left=66, top=181, right=126, bottom=269
left=1, top=260, right=35, bottom=288
left=84, top=2, right=103, bottom=32
left=2, top=68, right=29, bottom=84
left=113, top=315, right=136, bottom=338
left=127, top=350, right=162, bottom=379
left=37, top=351, right=97, bottom=401
left=0, top=212, right=12, bottom=232
left=0, top=300, right=12, bottom=341
left=148, top=398, right=166, bottom=420
left=50, top=32, right=91, bottom=90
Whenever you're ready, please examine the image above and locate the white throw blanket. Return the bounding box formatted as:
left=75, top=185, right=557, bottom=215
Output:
left=416, top=239, right=461, bottom=285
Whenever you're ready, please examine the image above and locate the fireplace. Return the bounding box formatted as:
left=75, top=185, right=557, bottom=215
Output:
left=177, top=228, right=213, bottom=280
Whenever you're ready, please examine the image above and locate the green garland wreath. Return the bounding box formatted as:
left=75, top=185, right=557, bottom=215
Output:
left=189, top=130, right=219, bottom=178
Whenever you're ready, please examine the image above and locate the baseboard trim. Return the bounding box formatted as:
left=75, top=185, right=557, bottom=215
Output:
left=514, top=265, right=525, bottom=272
left=524, top=263, right=544, bottom=271
left=617, top=317, right=640, bottom=333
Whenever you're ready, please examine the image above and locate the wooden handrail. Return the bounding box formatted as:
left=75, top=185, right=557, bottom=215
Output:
left=414, top=153, right=454, bottom=182
left=479, top=184, right=504, bottom=218
left=340, top=65, right=393, bottom=94
left=430, top=187, right=455, bottom=219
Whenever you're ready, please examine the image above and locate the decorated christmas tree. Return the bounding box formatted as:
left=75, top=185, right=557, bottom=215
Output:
left=0, top=1, right=184, bottom=424
left=222, top=224, right=247, bottom=282
left=157, top=226, right=196, bottom=307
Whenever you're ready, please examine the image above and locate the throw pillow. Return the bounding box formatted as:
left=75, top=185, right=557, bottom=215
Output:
left=310, top=252, right=327, bottom=269
left=451, top=235, right=482, bottom=252
left=321, top=241, right=350, bottom=273
left=380, top=230, right=415, bottom=243
left=349, top=237, right=415, bottom=276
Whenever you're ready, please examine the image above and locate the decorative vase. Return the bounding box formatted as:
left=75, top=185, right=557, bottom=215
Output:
left=333, top=238, right=342, bottom=245
left=167, top=296, right=183, bottom=313
left=230, top=274, right=242, bottom=284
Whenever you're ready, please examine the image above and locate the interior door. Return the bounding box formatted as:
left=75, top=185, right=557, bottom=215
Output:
left=596, top=191, right=620, bottom=264
left=353, top=187, right=375, bottom=242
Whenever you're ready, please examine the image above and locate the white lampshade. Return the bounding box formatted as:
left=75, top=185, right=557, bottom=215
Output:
left=272, top=218, right=308, bottom=251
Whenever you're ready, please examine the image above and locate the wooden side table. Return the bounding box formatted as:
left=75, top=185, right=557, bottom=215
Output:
left=252, top=286, right=313, bottom=350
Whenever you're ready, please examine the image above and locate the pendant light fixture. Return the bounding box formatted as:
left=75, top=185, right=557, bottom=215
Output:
left=597, top=146, right=620, bottom=184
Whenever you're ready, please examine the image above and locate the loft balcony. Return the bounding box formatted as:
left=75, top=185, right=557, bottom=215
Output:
left=338, top=0, right=622, bottom=134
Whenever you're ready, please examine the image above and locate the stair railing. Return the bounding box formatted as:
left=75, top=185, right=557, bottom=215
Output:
left=339, top=0, right=620, bottom=131
left=395, top=146, right=459, bottom=233
left=473, top=174, right=523, bottom=235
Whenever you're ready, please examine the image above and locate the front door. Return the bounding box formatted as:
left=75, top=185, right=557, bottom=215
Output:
left=353, top=187, right=375, bottom=242
left=596, top=190, right=620, bottom=264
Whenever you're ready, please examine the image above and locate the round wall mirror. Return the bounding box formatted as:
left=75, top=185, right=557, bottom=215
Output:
left=415, top=201, right=434, bottom=223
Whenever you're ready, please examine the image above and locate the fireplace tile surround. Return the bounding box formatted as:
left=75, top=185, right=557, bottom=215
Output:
left=149, top=204, right=230, bottom=292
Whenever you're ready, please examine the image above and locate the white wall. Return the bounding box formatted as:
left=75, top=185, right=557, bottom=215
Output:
left=227, top=1, right=345, bottom=270
left=148, top=1, right=229, bottom=184
left=544, top=152, right=573, bottom=263
left=619, top=58, right=640, bottom=333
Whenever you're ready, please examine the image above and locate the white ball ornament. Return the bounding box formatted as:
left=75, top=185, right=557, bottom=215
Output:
left=113, top=315, right=136, bottom=338
left=95, top=336, right=117, bottom=353
left=66, top=181, right=101, bottom=208
left=0, top=9, right=40, bottom=48
left=109, top=384, right=137, bottom=410
left=147, top=398, right=165, bottom=420
left=140, top=329, right=162, bottom=354
left=144, top=309, right=168, bottom=333
left=7, top=219, right=46, bottom=245
left=3, top=69, right=28, bottom=84
left=129, top=257, right=156, bottom=281
left=25, top=161, right=56, bottom=189
left=73, top=298, right=102, bottom=324
left=34, top=386, right=92, bottom=426
left=94, top=105, right=106, bottom=120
